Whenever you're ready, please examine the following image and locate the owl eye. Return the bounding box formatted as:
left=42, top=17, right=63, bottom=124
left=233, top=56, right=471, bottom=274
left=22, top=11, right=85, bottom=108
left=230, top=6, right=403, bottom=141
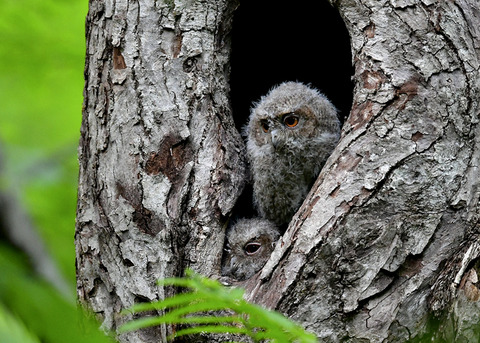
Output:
left=260, top=120, right=269, bottom=133
left=244, top=242, right=261, bottom=255
left=283, top=114, right=299, bottom=128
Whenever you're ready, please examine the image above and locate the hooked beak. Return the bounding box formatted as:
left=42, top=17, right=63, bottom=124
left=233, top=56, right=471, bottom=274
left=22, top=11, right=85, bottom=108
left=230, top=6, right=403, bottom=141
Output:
left=222, top=256, right=237, bottom=275
left=271, top=129, right=280, bottom=148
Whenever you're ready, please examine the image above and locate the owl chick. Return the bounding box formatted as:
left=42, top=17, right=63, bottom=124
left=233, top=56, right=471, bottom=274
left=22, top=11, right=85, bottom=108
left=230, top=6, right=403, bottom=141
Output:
left=245, top=82, right=340, bottom=227
left=222, top=218, right=280, bottom=281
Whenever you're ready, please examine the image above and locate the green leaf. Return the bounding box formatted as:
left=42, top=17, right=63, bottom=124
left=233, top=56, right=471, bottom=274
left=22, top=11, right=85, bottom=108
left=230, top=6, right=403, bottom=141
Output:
left=169, top=325, right=249, bottom=339
left=121, top=270, right=318, bottom=342
left=119, top=315, right=243, bottom=333
left=124, top=292, right=205, bottom=313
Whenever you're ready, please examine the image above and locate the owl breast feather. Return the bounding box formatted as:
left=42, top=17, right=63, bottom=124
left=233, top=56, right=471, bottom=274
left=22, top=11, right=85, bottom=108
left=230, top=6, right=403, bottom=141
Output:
left=251, top=148, right=314, bottom=225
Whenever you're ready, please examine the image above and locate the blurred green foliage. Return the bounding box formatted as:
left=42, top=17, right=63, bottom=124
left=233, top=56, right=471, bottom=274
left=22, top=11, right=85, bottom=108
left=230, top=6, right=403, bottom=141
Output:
left=0, top=0, right=112, bottom=341
left=0, top=0, right=86, bottom=285
left=0, top=243, right=115, bottom=343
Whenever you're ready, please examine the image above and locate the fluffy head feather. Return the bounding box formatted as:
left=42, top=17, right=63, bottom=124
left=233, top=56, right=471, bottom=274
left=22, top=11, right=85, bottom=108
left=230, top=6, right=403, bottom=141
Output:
left=222, top=218, right=280, bottom=281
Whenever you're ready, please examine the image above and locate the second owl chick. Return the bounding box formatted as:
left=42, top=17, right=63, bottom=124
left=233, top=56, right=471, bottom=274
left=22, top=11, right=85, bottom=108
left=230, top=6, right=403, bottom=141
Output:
left=245, top=82, right=340, bottom=227
left=222, top=218, right=280, bottom=281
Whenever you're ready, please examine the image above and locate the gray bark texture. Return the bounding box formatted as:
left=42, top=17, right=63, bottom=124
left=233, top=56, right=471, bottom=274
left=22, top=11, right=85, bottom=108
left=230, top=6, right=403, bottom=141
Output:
left=76, top=0, right=480, bottom=342
left=76, top=0, right=245, bottom=341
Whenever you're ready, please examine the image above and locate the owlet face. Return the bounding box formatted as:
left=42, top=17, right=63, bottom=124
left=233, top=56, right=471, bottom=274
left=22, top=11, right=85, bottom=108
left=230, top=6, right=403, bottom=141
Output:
left=222, top=218, right=280, bottom=281
left=250, top=106, right=320, bottom=151
left=246, top=82, right=339, bottom=157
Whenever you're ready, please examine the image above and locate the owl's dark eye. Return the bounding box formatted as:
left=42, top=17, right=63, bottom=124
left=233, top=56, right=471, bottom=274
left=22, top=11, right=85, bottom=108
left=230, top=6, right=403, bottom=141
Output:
left=260, top=120, right=269, bottom=133
left=244, top=242, right=261, bottom=255
left=283, top=114, right=299, bottom=128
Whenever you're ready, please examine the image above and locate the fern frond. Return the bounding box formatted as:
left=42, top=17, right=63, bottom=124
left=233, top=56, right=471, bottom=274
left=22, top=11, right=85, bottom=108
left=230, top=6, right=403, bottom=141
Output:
left=122, top=292, right=202, bottom=314
left=118, top=315, right=243, bottom=333
left=168, top=325, right=249, bottom=339
left=120, top=270, right=317, bottom=342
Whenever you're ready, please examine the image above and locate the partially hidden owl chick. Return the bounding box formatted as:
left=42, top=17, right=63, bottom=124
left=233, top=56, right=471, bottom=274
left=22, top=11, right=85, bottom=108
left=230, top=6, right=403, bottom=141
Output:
left=245, top=82, right=340, bottom=227
left=222, top=218, right=280, bottom=281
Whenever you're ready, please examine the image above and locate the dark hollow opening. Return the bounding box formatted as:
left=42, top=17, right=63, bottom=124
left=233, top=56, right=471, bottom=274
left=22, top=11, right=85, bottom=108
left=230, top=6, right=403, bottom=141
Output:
left=227, top=0, right=354, bottom=225
left=229, top=0, right=354, bottom=131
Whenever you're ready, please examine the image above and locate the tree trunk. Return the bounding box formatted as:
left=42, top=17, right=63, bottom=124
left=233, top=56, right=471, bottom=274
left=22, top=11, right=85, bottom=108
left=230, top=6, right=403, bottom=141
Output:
left=76, top=0, right=480, bottom=342
left=76, top=0, right=245, bottom=341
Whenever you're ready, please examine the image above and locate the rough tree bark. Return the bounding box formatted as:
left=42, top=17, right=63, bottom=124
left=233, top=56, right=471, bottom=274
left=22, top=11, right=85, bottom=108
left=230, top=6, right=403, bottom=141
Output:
left=76, top=0, right=480, bottom=342
left=76, top=1, right=245, bottom=341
